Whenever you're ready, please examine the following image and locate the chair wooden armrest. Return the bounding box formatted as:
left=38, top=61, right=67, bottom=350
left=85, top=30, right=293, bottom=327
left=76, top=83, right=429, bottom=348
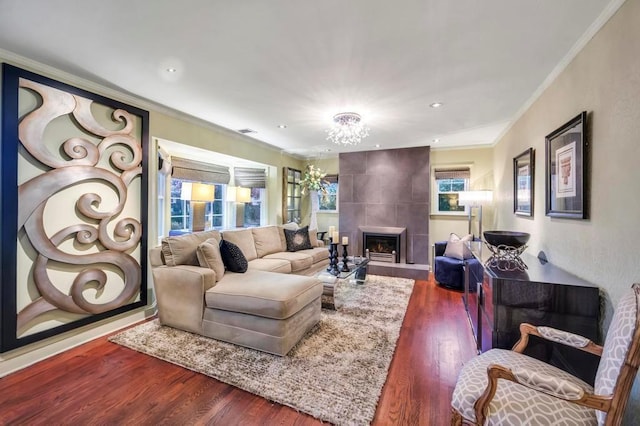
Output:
left=512, top=323, right=603, bottom=356
left=474, top=363, right=612, bottom=424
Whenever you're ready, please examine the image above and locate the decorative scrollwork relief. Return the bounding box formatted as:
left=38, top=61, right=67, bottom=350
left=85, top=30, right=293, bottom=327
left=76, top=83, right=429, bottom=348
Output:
left=15, top=77, right=145, bottom=334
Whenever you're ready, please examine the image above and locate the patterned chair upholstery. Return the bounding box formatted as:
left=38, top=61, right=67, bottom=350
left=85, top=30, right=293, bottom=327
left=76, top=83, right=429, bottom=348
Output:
left=451, top=283, right=640, bottom=425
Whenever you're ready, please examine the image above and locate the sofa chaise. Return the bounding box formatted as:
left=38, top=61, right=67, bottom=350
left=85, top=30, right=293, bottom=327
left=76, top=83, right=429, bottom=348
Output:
left=150, top=225, right=329, bottom=355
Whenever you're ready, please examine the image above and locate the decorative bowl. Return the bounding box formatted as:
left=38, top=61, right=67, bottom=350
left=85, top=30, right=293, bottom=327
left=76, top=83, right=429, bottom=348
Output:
left=483, top=231, right=530, bottom=249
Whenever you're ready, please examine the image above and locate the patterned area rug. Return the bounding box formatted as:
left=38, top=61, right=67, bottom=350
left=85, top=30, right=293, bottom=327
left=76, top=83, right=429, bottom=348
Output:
left=109, top=275, right=415, bottom=425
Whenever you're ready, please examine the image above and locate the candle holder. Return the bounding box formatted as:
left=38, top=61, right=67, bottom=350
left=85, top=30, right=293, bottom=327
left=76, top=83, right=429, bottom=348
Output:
left=328, top=243, right=340, bottom=275
left=341, top=244, right=350, bottom=272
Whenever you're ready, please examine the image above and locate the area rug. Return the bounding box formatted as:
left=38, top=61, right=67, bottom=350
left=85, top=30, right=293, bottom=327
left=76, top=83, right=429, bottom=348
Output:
left=109, top=274, right=414, bottom=425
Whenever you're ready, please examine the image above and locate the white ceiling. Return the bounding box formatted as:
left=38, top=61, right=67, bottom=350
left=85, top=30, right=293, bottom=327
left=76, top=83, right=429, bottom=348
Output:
left=0, top=0, right=618, bottom=157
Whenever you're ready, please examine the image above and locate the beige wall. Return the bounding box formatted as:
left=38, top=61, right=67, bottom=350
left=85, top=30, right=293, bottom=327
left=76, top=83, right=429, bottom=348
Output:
left=429, top=147, right=494, bottom=265
left=492, top=0, right=640, bottom=415
left=300, top=156, right=340, bottom=233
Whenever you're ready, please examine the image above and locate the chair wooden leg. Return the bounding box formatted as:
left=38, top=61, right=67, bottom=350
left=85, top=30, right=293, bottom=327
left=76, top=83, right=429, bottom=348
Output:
left=451, top=407, right=463, bottom=425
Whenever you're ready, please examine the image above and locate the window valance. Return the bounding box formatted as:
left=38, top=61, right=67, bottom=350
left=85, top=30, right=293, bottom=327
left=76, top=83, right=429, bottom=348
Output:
left=234, top=167, right=266, bottom=188
left=325, top=174, right=338, bottom=184
left=434, top=168, right=470, bottom=180
left=171, top=157, right=230, bottom=184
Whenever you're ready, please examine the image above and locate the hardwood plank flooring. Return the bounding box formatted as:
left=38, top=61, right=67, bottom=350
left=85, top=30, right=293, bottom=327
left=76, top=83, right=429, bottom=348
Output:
left=0, top=275, right=477, bottom=425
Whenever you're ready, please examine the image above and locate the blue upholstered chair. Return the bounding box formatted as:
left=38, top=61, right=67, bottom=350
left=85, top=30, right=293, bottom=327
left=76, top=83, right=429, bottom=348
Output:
left=433, top=240, right=483, bottom=290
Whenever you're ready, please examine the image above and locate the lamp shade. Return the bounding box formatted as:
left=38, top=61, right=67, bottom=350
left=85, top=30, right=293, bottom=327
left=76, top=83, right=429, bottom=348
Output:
left=236, top=187, right=251, bottom=203
left=180, top=182, right=216, bottom=202
left=458, top=190, right=493, bottom=206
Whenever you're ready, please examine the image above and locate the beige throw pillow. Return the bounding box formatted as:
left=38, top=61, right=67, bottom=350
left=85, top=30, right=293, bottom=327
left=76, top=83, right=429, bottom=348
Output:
left=196, top=238, right=225, bottom=282
left=443, top=233, right=474, bottom=260
left=161, top=230, right=221, bottom=266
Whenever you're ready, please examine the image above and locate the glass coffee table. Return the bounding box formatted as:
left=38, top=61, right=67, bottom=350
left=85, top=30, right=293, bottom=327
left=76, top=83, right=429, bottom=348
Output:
left=317, top=258, right=369, bottom=310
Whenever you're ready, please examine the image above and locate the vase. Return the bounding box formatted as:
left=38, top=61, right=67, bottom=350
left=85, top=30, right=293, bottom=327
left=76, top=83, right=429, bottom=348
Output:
left=309, top=189, right=319, bottom=230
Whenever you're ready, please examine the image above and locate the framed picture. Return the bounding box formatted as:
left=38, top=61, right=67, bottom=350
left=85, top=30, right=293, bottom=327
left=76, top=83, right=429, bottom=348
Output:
left=545, top=111, right=587, bottom=219
left=513, top=148, right=534, bottom=216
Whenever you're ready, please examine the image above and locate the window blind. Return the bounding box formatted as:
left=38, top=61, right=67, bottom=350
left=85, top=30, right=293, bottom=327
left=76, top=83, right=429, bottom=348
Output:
left=171, top=157, right=230, bottom=184
left=234, top=167, right=267, bottom=188
left=325, top=174, right=338, bottom=184
left=434, top=167, right=470, bottom=180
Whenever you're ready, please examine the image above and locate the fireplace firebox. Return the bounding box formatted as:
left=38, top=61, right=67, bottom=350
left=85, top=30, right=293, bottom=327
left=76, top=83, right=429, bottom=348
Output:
left=360, top=226, right=407, bottom=264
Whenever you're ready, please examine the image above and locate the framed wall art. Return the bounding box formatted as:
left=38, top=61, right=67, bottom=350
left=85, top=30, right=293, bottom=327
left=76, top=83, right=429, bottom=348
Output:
left=514, top=147, right=534, bottom=216
left=1, top=64, right=149, bottom=352
left=545, top=111, right=587, bottom=219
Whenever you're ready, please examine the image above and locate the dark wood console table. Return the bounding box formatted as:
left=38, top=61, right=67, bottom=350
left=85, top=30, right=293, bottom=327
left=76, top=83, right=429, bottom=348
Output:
left=464, top=249, right=601, bottom=384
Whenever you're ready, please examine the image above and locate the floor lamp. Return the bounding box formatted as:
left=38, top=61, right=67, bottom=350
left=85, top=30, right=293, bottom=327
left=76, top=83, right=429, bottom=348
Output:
left=458, top=190, right=493, bottom=239
left=181, top=182, right=216, bottom=232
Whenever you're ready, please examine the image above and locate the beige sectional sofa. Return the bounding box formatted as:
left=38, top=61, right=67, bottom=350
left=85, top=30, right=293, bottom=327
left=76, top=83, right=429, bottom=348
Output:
left=149, top=225, right=329, bottom=356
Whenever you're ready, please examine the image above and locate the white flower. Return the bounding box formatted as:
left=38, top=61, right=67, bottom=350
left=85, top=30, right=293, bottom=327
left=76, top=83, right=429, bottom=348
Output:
left=300, top=164, right=329, bottom=197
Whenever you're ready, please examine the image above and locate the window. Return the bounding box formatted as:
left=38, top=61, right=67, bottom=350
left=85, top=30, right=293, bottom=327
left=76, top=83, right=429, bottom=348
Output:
left=318, top=174, right=339, bottom=212
left=170, top=179, right=224, bottom=231
left=432, top=167, right=470, bottom=215
left=283, top=167, right=302, bottom=223
left=204, top=184, right=225, bottom=228
left=243, top=188, right=264, bottom=227
left=234, top=167, right=267, bottom=228
left=157, top=170, right=166, bottom=242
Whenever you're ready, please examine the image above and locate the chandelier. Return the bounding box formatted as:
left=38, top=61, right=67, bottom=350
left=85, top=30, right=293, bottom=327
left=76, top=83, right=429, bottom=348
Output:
left=326, top=112, right=370, bottom=146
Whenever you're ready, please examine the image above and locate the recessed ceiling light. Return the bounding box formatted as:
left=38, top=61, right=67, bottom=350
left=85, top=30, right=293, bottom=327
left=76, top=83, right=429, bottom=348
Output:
left=432, top=138, right=440, bottom=143
left=277, top=124, right=287, bottom=129
left=375, top=144, right=381, bottom=148
left=166, top=68, right=177, bottom=73
left=429, top=102, right=443, bottom=108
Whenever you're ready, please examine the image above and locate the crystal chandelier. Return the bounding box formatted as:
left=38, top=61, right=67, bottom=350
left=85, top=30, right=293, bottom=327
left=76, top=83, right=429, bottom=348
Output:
left=326, top=112, right=370, bottom=146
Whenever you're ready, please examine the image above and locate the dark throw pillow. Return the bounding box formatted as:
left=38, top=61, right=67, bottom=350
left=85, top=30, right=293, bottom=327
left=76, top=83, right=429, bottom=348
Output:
left=219, top=240, right=248, bottom=273
left=284, top=225, right=313, bottom=252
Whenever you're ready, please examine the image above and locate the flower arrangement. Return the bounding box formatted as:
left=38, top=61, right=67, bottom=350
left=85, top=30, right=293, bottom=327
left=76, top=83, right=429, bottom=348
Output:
left=300, top=164, right=329, bottom=197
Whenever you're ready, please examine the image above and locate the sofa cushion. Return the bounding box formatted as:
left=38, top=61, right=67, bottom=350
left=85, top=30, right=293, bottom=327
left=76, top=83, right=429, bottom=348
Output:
left=220, top=240, right=248, bottom=273
left=248, top=258, right=292, bottom=274
left=203, top=299, right=318, bottom=339
left=206, top=270, right=322, bottom=320
left=221, top=228, right=258, bottom=261
left=297, top=247, right=330, bottom=264
left=284, top=226, right=313, bottom=252
left=263, top=251, right=313, bottom=272
left=251, top=226, right=283, bottom=258
left=196, top=238, right=226, bottom=282
left=161, top=230, right=222, bottom=266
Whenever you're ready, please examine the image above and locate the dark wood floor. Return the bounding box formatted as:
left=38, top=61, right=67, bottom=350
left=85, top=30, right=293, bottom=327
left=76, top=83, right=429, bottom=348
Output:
left=0, top=275, right=477, bottom=425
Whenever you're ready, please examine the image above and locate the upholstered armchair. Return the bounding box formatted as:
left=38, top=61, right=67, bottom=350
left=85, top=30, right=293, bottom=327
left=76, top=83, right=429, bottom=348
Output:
left=433, top=236, right=482, bottom=291
left=451, top=283, right=640, bottom=425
